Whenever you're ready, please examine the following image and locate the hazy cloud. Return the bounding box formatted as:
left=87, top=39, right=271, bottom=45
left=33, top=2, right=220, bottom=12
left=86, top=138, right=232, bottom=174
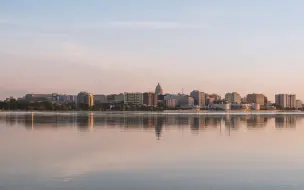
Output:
left=104, top=21, right=207, bottom=29
left=72, top=21, right=207, bottom=30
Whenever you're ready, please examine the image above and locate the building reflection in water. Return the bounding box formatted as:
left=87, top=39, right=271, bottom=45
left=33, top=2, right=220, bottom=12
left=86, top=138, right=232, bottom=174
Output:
left=2, top=113, right=304, bottom=136
left=275, top=115, right=296, bottom=128
left=246, top=115, right=268, bottom=128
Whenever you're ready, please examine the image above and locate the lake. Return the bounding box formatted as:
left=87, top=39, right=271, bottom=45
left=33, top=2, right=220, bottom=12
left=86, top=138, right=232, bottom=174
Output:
left=1, top=111, right=304, bottom=190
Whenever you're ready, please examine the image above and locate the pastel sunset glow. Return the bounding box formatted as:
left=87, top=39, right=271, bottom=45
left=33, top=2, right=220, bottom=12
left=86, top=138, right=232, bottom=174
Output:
left=1, top=0, right=304, bottom=100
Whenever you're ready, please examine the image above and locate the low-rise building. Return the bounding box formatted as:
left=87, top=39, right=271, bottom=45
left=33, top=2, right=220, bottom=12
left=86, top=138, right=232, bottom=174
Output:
left=209, top=103, right=231, bottom=110
left=296, top=100, right=303, bottom=109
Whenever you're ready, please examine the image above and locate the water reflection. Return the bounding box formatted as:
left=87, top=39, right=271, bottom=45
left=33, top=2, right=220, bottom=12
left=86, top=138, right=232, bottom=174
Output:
left=1, top=112, right=304, bottom=138
left=2, top=112, right=304, bottom=190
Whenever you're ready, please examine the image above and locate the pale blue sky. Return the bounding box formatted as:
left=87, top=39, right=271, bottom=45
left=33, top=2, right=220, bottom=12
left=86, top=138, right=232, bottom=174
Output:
left=1, top=0, right=304, bottom=100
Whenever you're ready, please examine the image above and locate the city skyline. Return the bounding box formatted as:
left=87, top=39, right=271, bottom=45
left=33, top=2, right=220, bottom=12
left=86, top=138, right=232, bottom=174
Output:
left=1, top=1, right=304, bottom=100
left=0, top=82, right=301, bottom=103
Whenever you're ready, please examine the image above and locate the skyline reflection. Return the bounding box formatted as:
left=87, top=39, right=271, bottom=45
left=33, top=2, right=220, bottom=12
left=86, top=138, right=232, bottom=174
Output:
left=1, top=112, right=304, bottom=139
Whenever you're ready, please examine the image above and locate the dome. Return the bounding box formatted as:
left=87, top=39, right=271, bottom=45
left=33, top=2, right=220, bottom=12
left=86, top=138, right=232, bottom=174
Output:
left=155, top=83, right=163, bottom=94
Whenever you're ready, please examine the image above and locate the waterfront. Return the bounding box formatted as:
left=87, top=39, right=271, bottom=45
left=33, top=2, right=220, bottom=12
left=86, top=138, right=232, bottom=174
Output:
left=1, top=112, right=304, bottom=190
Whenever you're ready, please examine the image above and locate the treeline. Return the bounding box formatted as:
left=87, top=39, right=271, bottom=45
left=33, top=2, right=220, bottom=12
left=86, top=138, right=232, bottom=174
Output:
left=0, top=100, right=77, bottom=111
left=0, top=100, right=167, bottom=111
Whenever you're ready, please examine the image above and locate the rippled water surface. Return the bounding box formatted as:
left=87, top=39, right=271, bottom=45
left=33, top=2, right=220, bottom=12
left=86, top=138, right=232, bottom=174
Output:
left=1, top=112, right=304, bottom=190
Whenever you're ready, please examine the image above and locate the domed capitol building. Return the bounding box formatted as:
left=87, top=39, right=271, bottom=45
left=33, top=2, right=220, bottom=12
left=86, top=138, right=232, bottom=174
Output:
left=155, top=82, right=164, bottom=94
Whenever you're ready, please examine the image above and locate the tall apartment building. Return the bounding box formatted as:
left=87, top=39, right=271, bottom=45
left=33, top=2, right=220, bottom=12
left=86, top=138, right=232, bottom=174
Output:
left=246, top=93, right=266, bottom=106
left=275, top=94, right=296, bottom=108
left=225, top=92, right=241, bottom=104
left=190, top=90, right=206, bottom=106
left=143, top=92, right=158, bottom=106
left=124, top=93, right=143, bottom=105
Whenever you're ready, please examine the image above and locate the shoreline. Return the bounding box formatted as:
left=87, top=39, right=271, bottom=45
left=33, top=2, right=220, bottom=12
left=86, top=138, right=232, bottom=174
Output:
left=1, top=110, right=304, bottom=116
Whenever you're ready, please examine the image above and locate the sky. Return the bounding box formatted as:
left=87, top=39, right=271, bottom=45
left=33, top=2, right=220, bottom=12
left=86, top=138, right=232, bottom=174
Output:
left=1, top=0, right=304, bottom=100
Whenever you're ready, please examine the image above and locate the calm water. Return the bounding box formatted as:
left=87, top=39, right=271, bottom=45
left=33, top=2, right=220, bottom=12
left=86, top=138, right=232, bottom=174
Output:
left=1, top=112, right=304, bottom=190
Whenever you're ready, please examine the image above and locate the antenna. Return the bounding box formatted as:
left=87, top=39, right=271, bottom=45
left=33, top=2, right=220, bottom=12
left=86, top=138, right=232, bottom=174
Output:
left=182, top=88, right=184, bottom=95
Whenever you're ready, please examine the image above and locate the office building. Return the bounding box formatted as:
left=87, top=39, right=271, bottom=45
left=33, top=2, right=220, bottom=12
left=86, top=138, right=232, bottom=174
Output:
left=246, top=93, right=266, bottom=106
left=275, top=94, right=296, bottom=108
left=225, top=92, right=242, bottom=104
left=77, top=92, right=94, bottom=107
left=124, top=93, right=143, bottom=105
left=155, top=82, right=164, bottom=94
left=94, top=94, right=107, bottom=104
left=143, top=92, right=158, bottom=106
left=190, top=90, right=206, bottom=106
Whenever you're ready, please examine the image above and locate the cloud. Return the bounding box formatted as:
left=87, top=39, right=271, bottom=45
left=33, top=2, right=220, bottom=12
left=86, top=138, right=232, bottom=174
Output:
left=107, top=21, right=181, bottom=29
left=73, top=21, right=206, bottom=30
left=104, top=21, right=207, bottom=29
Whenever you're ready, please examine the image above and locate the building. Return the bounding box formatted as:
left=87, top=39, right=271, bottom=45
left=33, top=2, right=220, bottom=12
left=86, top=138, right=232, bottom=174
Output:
left=77, top=92, right=94, bottom=107
left=209, top=103, right=231, bottom=110
left=296, top=100, right=303, bottom=109
left=164, top=94, right=181, bottom=107
left=252, top=103, right=260, bottom=111
left=179, top=95, right=194, bottom=108
left=115, top=93, right=125, bottom=103
left=143, top=92, right=158, bottom=106
left=190, top=90, right=206, bottom=106
left=94, top=94, right=107, bottom=104
left=206, top=94, right=221, bottom=105
left=275, top=94, right=296, bottom=108
left=155, top=82, right=164, bottom=94
left=66, top=95, right=77, bottom=104
left=52, top=93, right=68, bottom=103
left=165, top=99, right=177, bottom=108
left=24, top=94, right=53, bottom=102
left=225, top=92, right=241, bottom=104
left=124, top=93, right=143, bottom=105
left=241, top=97, right=247, bottom=104
left=246, top=93, right=266, bottom=106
